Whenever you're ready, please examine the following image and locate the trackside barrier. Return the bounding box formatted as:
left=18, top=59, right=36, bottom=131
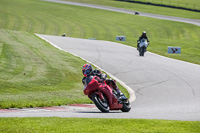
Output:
left=168, top=46, right=181, bottom=54
left=116, top=36, right=126, bottom=41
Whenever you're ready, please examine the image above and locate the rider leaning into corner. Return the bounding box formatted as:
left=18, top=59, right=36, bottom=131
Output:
left=137, top=31, right=150, bottom=50
left=82, top=64, right=127, bottom=101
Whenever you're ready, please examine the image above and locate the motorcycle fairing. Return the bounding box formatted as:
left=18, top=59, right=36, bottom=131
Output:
left=84, top=76, right=99, bottom=95
left=139, top=38, right=148, bottom=47
left=84, top=76, right=123, bottom=110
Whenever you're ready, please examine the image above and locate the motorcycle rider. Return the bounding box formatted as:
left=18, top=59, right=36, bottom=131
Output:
left=82, top=64, right=127, bottom=100
left=137, top=31, right=149, bottom=50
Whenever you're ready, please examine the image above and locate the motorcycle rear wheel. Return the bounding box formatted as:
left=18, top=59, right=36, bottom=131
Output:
left=92, top=94, right=109, bottom=113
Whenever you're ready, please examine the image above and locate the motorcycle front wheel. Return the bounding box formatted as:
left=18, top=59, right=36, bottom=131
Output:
left=92, top=94, right=109, bottom=113
left=139, top=47, right=145, bottom=56
left=121, top=101, right=131, bottom=112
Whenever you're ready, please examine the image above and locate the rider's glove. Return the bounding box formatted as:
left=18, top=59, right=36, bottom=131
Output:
left=119, top=92, right=124, bottom=96
left=101, top=73, right=107, bottom=80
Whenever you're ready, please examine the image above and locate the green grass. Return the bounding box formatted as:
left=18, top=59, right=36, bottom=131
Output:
left=0, top=117, right=200, bottom=133
left=63, top=0, right=200, bottom=19
left=0, top=29, right=89, bottom=108
left=0, top=0, right=200, bottom=108
left=129, top=0, right=200, bottom=10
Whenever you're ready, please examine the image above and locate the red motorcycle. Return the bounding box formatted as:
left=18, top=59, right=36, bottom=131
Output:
left=84, top=76, right=131, bottom=112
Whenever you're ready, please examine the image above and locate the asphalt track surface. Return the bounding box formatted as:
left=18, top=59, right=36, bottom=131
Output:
left=43, top=0, right=200, bottom=26
left=1, top=35, right=199, bottom=121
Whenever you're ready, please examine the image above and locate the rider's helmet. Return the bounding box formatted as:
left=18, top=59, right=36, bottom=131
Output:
left=142, top=31, right=146, bottom=36
left=82, top=64, right=93, bottom=77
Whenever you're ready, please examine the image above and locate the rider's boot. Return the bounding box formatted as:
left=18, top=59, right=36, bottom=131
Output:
left=117, top=92, right=128, bottom=103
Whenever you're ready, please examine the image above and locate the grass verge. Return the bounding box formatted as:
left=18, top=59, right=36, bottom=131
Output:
left=0, top=117, right=200, bottom=133
left=123, top=0, right=200, bottom=10
left=62, top=0, right=200, bottom=19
